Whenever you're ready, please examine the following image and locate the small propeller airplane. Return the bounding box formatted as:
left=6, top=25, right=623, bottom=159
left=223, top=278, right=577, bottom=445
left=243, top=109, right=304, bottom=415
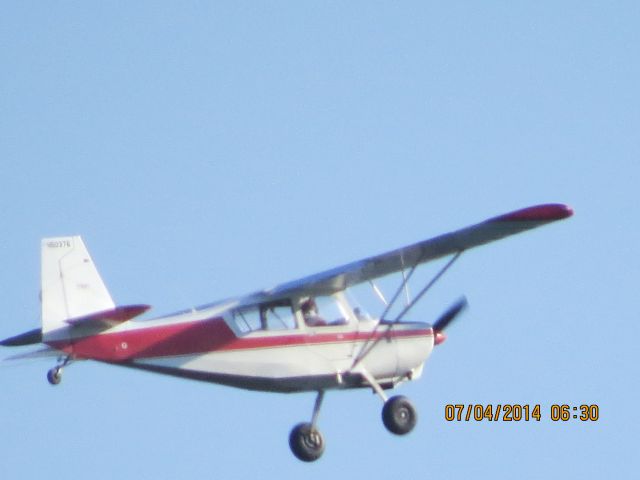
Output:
left=1, top=203, right=572, bottom=461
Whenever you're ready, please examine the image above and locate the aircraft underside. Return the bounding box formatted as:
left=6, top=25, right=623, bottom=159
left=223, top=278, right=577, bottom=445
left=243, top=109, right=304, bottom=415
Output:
left=119, top=362, right=370, bottom=392
left=103, top=331, right=432, bottom=393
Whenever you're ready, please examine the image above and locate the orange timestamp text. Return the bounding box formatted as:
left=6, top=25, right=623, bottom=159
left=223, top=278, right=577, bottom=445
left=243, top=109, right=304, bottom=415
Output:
left=444, top=404, right=599, bottom=422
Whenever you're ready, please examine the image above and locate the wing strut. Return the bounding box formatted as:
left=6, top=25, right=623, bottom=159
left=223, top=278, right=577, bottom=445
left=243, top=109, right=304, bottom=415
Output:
left=374, top=260, right=420, bottom=325
left=369, top=281, right=389, bottom=306
left=350, top=250, right=464, bottom=370
left=401, top=253, right=411, bottom=307
left=401, top=269, right=411, bottom=307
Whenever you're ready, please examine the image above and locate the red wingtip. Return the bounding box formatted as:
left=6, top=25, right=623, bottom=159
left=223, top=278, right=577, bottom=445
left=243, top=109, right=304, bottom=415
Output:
left=493, top=204, right=574, bottom=222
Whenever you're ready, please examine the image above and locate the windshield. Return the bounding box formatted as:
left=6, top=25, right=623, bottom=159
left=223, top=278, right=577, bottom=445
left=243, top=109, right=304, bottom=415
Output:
left=299, top=292, right=372, bottom=327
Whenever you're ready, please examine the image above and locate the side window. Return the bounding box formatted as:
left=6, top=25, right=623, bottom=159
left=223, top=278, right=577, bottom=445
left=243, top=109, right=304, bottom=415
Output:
left=261, top=304, right=297, bottom=331
left=233, top=308, right=262, bottom=334
left=231, top=301, right=297, bottom=334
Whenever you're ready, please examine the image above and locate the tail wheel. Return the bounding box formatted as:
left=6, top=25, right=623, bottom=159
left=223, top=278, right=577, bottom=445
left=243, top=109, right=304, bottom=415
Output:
left=289, top=422, right=325, bottom=462
left=382, top=395, right=417, bottom=435
left=47, top=367, right=62, bottom=386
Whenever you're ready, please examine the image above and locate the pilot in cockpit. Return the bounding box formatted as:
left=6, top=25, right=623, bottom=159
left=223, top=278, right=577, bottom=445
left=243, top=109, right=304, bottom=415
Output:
left=300, top=298, right=327, bottom=327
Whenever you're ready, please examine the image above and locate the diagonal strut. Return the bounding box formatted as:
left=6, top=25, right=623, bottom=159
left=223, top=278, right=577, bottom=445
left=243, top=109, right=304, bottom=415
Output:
left=350, top=251, right=463, bottom=370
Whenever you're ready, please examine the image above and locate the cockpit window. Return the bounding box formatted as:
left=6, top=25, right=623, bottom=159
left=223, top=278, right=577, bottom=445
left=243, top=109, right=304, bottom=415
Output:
left=261, top=303, right=297, bottom=331
left=300, top=295, right=350, bottom=327
left=232, top=300, right=297, bottom=334
left=233, top=308, right=261, bottom=333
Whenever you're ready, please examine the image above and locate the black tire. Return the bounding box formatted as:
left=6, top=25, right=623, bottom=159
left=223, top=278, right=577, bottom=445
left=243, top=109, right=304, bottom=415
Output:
left=289, top=422, right=325, bottom=462
left=47, top=367, right=62, bottom=386
left=382, top=395, right=417, bottom=435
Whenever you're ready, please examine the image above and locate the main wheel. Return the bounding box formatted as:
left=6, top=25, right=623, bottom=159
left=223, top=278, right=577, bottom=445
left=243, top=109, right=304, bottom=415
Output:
left=289, top=422, right=325, bottom=462
left=47, top=367, right=62, bottom=386
left=382, top=395, right=417, bottom=435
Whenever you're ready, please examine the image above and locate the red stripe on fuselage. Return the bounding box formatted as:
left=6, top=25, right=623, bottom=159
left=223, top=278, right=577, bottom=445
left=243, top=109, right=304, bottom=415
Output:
left=46, top=317, right=432, bottom=362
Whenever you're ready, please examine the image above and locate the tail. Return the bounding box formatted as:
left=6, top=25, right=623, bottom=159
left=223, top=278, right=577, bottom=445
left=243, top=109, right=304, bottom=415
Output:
left=2, top=236, right=149, bottom=350
left=41, top=236, right=115, bottom=336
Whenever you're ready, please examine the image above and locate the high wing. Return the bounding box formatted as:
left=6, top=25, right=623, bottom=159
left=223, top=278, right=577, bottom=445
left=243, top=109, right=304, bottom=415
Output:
left=240, top=204, right=572, bottom=304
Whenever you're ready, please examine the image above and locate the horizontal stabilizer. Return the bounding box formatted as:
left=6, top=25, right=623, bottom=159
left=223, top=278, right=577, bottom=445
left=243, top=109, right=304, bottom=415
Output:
left=0, top=328, right=43, bottom=347
left=65, top=304, right=151, bottom=328
left=2, top=347, right=61, bottom=362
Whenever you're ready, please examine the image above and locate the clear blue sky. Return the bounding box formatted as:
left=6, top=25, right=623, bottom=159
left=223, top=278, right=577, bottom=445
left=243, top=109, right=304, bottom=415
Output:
left=1, top=2, right=638, bottom=479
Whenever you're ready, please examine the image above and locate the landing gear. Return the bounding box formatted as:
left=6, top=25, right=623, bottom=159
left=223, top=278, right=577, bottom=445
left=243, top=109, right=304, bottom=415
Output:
left=289, top=391, right=325, bottom=462
left=287, top=384, right=418, bottom=460
left=47, top=367, right=62, bottom=385
left=360, top=368, right=418, bottom=436
left=289, top=422, right=325, bottom=462
left=382, top=395, right=417, bottom=435
left=47, top=356, right=72, bottom=386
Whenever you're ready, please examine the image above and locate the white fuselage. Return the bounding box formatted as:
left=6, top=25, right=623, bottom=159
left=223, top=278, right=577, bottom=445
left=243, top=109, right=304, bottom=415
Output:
left=46, top=297, right=435, bottom=393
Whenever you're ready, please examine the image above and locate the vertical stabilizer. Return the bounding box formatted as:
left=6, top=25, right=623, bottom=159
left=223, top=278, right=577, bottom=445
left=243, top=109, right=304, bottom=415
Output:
left=41, top=237, right=115, bottom=335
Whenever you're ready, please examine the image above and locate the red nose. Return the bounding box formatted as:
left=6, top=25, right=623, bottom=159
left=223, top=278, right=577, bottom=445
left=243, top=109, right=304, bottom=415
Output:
left=434, top=331, right=447, bottom=345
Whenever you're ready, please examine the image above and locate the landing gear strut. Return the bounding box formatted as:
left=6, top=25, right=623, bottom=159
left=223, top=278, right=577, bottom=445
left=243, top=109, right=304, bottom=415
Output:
left=289, top=391, right=325, bottom=462
left=47, top=356, right=72, bottom=386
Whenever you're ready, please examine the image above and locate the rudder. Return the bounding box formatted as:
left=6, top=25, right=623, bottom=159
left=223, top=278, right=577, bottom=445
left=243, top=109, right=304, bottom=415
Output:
left=41, top=236, right=115, bottom=336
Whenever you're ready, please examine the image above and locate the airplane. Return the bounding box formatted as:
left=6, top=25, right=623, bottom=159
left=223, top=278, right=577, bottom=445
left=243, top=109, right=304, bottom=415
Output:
left=1, top=203, right=572, bottom=461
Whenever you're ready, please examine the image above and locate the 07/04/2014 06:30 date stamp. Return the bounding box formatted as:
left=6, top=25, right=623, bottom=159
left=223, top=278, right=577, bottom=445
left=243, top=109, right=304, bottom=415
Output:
left=444, top=404, right=599, bottom=422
